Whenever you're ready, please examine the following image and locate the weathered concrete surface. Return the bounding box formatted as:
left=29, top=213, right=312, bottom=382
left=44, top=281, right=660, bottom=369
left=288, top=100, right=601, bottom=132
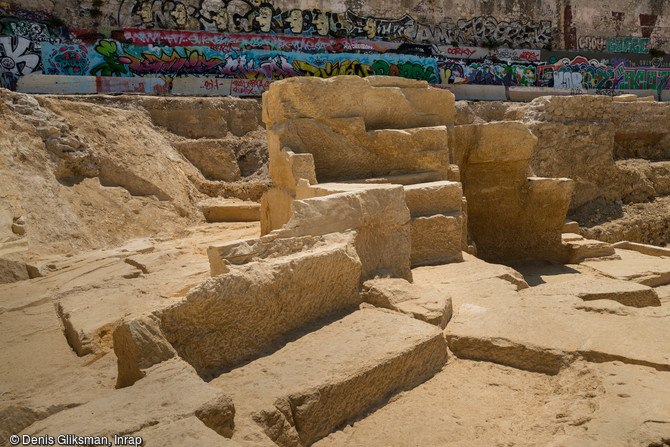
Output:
left=23, top=359, right=234, bottom=442
left=210, top=308, right=447, bottom=447
left=582, top=249, right=670, bottom=287
left=361, top=278, right=453, bottom=327
left=157, top=231, right=362, bottom=377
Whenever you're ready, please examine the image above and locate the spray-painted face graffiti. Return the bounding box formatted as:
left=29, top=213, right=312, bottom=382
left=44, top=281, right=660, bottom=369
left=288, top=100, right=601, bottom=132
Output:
left=286, top=9, right=302, bottom=34
left=363, top=17, right=376, bottom=39
left=138, top=1, right=154, bottom=26
left=212, top=10, right=228, bottom=31
left=312, top=11, right=329, bottom=36
left=256, top=4, right=273, bottom=33
left=171, top=3, right=188, bottom=28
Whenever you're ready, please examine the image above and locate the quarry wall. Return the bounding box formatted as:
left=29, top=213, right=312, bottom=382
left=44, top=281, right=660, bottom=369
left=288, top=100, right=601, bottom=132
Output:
left=2, top=0, right=670, bottom=94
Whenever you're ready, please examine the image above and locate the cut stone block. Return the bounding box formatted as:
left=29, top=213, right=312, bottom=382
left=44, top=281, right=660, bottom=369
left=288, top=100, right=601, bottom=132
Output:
left=561, top=233, right=584, bottom=242
left=564, top=239, right=616, bottom=264
left=612, top=241, right=670, bottom=257
left=530, top=277, right=661, bottom=308
left=410, top=214, right=464, bottom=267
left=361, top=278, right=453, bottom=327
left=159, top=231, right=362, bottom=377
left=445, top=293, right=670, bottom=374
left=403, top=181, right=463, bottom=217
left=199, top=199, right=260, bottom=222
left=563, top=219, right=580, bottom=233
left=583, top=249, right=670, bottom=287
left=210, top=308, right=447, bottom=446
left=23, top=359, right=232, bottom=440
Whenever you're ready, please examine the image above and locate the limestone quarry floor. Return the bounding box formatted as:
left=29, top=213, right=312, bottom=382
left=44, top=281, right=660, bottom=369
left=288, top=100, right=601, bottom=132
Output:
left=2, top=227, right=670, bottom=446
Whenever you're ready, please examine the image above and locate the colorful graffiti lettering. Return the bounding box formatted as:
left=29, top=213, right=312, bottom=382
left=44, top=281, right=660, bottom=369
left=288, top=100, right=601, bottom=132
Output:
left=437, top=59, right=535, bottom=86
left=619, top=67, right=670, bottom=93
left=537, top=56, right=617, bottom=89
left=371, top=60, right=436, bottom=82
left=607, top=37, right=650, bottom=54
left=293, top=59, right=373, bottom=78
left=46, top=44, right=89, bottom=75
left=122, top=28, right=400, bottom=54
left=42, top=41, right=438, bottom=84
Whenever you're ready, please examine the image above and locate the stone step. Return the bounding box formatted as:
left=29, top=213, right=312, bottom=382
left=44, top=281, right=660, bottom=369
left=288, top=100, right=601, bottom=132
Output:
left=563, top=238, right=616, bottom=264
left=446, top=293, right=670, bottom=375
left=210, top=308, right=447, bottom=447
left=612, top=241, right=670, bottom=258
left=21, top=359, right=236, bottom=445
left=583, top=249, right=670, bottom=287
left=527, top=276, right=661, bottom=308
left=361, top=278, right=453, bottom=328
left=561, top=232, right=584, bottom=242
left=199, top=199, right=260, bottom=222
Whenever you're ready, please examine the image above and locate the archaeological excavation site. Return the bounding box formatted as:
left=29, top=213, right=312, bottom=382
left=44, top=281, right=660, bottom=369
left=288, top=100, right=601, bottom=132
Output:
left=2, top=0, right=670, bottom=446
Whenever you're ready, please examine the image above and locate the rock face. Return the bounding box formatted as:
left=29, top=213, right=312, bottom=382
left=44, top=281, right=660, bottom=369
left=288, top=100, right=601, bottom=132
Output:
left=521, top=96, right=656, bottom=209
left=452, top=121, right=574, bottom=263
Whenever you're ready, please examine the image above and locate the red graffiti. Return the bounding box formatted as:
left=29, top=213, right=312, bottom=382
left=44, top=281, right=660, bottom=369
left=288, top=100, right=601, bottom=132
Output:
left=518, top=51, right=540, bottom=62
left=231, top=79, right=271, bottom=95
left=446, top=47, right=476, bottom=57
left=201, top=78, right=226, bottom=90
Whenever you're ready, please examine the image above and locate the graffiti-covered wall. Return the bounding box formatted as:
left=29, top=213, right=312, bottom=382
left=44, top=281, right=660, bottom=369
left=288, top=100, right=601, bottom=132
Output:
left=3, top=0, right=670, bottom=94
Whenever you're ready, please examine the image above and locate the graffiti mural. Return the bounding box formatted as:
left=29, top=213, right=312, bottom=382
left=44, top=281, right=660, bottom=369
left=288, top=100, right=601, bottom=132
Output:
left=116, top=0, right=553, bottom=48
left=607, top=37, right=650, bottom=54
left=619, top=66, right=670, bottom=92
left=0, top=35, right=42, bottom=75
left=122, top=28, right=400, bottom=53
left=42, top=41, right=439, bottom=82
left=438, top=59, right=536, bottom=86
left=537, top=56, right=617, bottom=89
left=578, top=36, right=606, bottom=51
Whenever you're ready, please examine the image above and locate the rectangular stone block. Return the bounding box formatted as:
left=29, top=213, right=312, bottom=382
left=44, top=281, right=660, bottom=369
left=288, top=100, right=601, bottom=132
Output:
left=161, top=231, right=362, bottom=376
left=210, top=308, right=447, bottom=446
left=403, top=181, right=463, bottom=217
left=410, top=214, right=464, bottom=267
